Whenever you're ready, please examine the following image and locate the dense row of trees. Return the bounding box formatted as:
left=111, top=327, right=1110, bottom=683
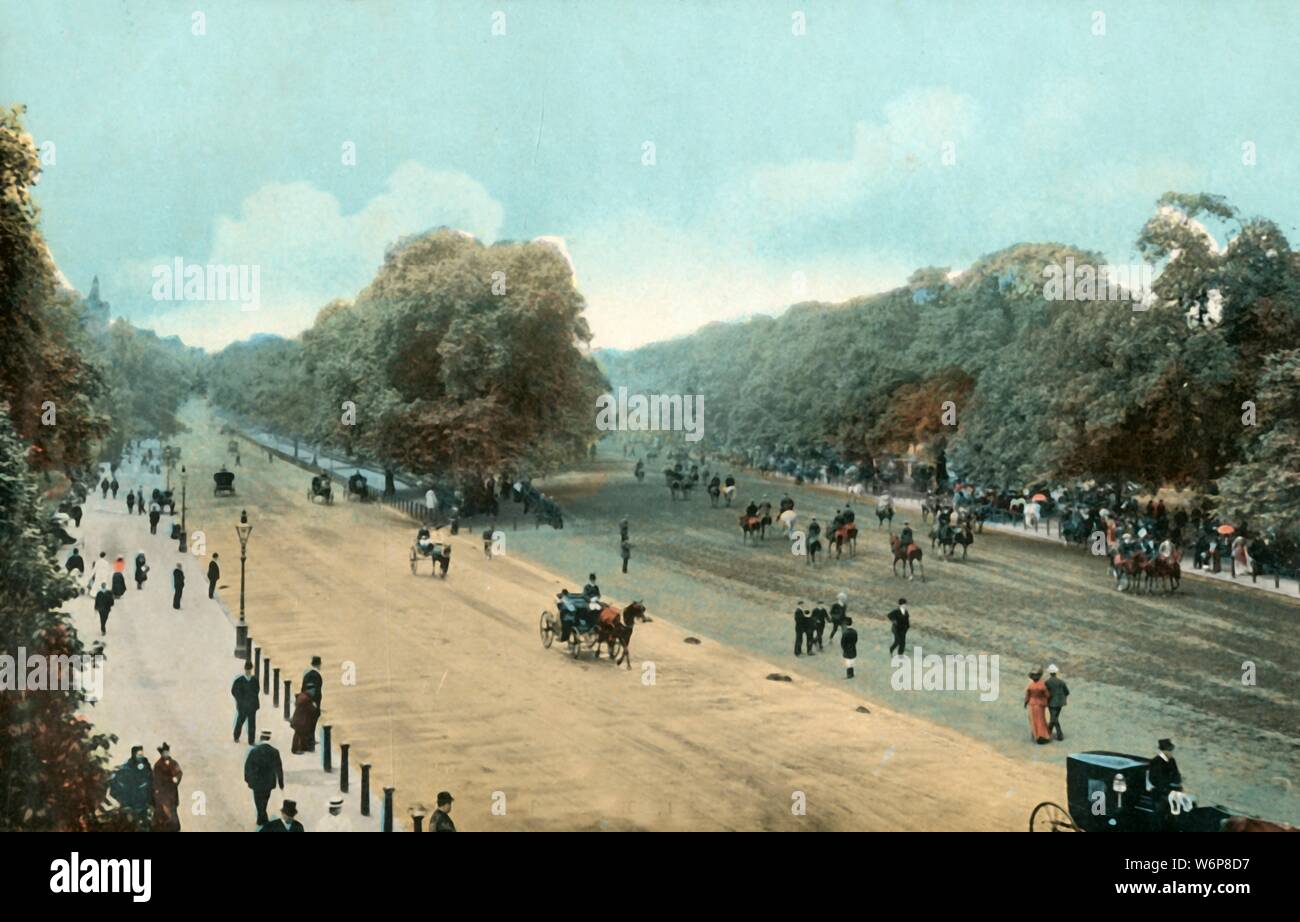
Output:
left=1, top=106, right=197, bottom=829
left=598, top=194, right=1300, bottom=544
left=208, top=229, right=606, bottom=492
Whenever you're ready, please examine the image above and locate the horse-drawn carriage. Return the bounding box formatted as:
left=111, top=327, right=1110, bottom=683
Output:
left=409, top=528, right=450, bottom=576
left=307, top=474, right=333, bottom=505
left=665, top=468, right=694, bottom=500
left=213, top=468, right=236, bottom=497
left=539, top=593, right=644, bottom=667
left=151, top=487, right=176, bottom=514
left=1030, top=752, right=1240, bottom=833
left=346, top=472, right=370, bottom=502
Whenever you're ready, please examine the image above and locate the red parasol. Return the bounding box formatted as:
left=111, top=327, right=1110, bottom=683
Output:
left=1216, top=524, right=1236, bottom=535
left=1032, top=493, right=1048, bottom=502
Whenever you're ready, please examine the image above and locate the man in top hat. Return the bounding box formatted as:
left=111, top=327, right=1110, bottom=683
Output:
left=244, top=730, right=284, bottom=827
left=207, top=552, right=220, bottom=599
left=232, top=660, right=260, bottom=744
left=431, top=791, right=456, bottom=832
left=302, top=655, right=324, bottom=740
left=839, top=617, right=858, bottom=679
left=1044, top=665, right=1069, bottom=741
left=259, top=799, right=304, bottom=832
left=793, top=601, right=813, bottom=656
left=1146, top=738, right=1183, bottom=830
left=888, top=598, right=910, bottom=655
left=316, top=796, right=353, bottom=833
left=151, top=743, right=184, bottom=832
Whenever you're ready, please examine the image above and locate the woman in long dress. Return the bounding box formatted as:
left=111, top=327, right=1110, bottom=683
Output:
left=290, top=691, right=317, bottom=754
left=151, top=745, right=183, bottom=832
left=1024, top=668, right=1052, bottom=744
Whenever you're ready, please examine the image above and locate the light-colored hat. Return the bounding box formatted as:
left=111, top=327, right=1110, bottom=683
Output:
left=1047, top=664, right=1059, bottom=674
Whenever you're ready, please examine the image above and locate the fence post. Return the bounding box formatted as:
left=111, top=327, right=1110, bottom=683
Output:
left=272, top=667, right=281, bottom=707
left=339, top=743, right=350, bottom=792
left=360, top=763, right=372, bottom=816
left=262, top=657, right=271, bottom=694
left=382, top=787, right=395, bottom=832
left=411, top=810, right=426, bottom=833
left=322, top=725, right=332, bottom=772
left=283, top=679, right=291, bottom=719
left=254, top=646, right=261, bottom=682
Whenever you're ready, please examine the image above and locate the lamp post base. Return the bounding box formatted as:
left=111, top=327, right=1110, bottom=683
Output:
left=234, top=623, right=249, bottom=658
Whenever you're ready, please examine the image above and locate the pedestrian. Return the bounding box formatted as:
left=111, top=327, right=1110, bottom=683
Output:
left=134, top=550, right=149, bottom=590
left=619, top=517, right=630, bottom=542
left=235, top=451, right=241, bottom=466
left=793, top=601, right=814, bottom=656
left=135, top=487, right=145, bottom=516
left=94, top=582, right=115, bottom=635
left=1045, top=664, right=1070, bottom=741
left=207, top=553, right=220, bottom=598
left=620, top=538, right=632, bottom=574
left=1024, top=667, right=1052, bottom=744
left=69, top=501, right=82, bottom=527
left=290, top=689, right=318, bottom=754
left=231, top=660, right=260, bottom=744
left=809, top=602, right=828, bottom=651
left=887, top=598, right=910, bottom=655
left=317, top=796, right=352, bottom=832
left=86, top=550, right=109, bottom=595
left=482, top=526, right=494, bottom=559
left=108, top=745, right=154, bottom=830
left=151, top=743, right=183, bottom=832
left=66, top=547, right=85, bottom=581
left=244, top=730, right=284, bottom=827
left=127, top=490, right=136, bottom=515
left=111, top=556, right=127, bottom=601
left=100, top=476, right=109, bottom=499
left=149, top=502, right=161, bottom=535
left=431, top=791, right=456, bottom=831
left=302, top=655, right=323, bottom=741
left=110, top=476, right=119, bottom=499
left=171, top=563, right=185, bottom=609
left=439, top=544, right=452, bottom=578
left=840, top=617, right=858, bottom=679
left=828, top=592, right=848, bottom=642
left=259, top=799, right=303, bottom=833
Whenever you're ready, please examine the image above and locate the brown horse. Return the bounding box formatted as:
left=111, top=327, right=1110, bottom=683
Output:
left=597, top=601, right=646, bottom=669
left=1149, top=549, right=1183, bottom=593
left=1221, top=815, right=1299, bottom=832
left=832, top=523, right=858, bottom=558
left=890, top=533, right=924, bottom=580
left=1111, top=551, right=1153, bottom=592
left=740, top=514, right=765, bottom=543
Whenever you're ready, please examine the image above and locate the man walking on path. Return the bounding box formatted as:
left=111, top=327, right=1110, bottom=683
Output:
left=232, top=660, right=260, bottom=744
left=134, top=550, right=149, bottom=590
left=136, top=486, right=145, bottom=516
left=302, top=655, right=323, bottom=741
left=888, top=598, right=910, bottom=655
left=100, top=476, right=109, bottom=499
left=828, top=592, right=848, bottom=642
left=244, top=730, right=284, bottom=827
left=793, top=601, right=814, bottom=656
left=620, top=538, right=633, bottom=574
left=840, top=617, right=858, bottom=679
left=1045, top=664, right=1070, bottom=741
left=431, top=791, right=456, bottom=831
left=259, top=799, right=303, bottom=832
left=94, top=582, right=115, bottom=635
left=149, top=501, right=161, bottom=535
left=127, top=490, right=136, bottom=514
left=151, top=743, right=183, bottom=832
left=172, top=563, right=185, bottom=609
left=110, top=476, right=119, bottom=499
left=207, top=553, right=220, bottom=598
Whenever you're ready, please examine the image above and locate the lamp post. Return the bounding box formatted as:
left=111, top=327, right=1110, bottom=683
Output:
left=234, top=509, right=252, bottom=658
left=178, top=466, right=188, bottom=553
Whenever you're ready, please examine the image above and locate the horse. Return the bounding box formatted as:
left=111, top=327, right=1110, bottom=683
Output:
left=875, top=500, right=895, bottom=529
left=1023, top=502, right=1041, bottom=533
left=1149, top=549, right=1182, bottom=593
left=707, top=480, right=721, bottom=507
left=831, top=522, right=858, bottom=558
left=920, top=493, right=941, bottom=524
left=739, top=514, right=765, bottom=544
left=597, top=600, right=646, bottom=668
left=1111, top=551, right=1152, bottom=592
left=778, top=508, right=798, bottom=538
left=890, top=533, right=924, bottom=581
left=723, top=483, right=737, bottom=506
left=1220, top=816, right=1299, bottom=833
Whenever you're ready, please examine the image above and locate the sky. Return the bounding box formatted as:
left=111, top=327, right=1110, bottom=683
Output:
left=3, top=0, right=1297, bottom=352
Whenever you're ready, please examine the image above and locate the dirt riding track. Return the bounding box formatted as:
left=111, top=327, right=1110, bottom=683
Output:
left=177, top=405, right=1298, bottom=829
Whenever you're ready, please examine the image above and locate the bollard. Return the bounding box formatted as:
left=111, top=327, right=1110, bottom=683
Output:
left=272, top=667, right=281, bottom=707
left=360, top=763, right=372, bottom=816
left=339, top=743, right=350, bottom=792
left=254, top=647, right=262, bottom=682
left=234, top=623, right=249, bottom=658
left=382, top=787, right=395, bottom=832
left=411, top=811, right=426, bottom=833
left=283, top=679, right=291, bottom=719
left=263, top=658, right=271, bottom=694
left=322, top=725, right=332, bottom=772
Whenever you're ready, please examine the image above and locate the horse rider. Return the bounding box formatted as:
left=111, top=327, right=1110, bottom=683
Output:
left=899, top=522, right=915, bottom=549
left=745, top=499, right=759, bottom=518
left=779, top=494, right=795, bottom=514
left=879, top=488, right=893, bottom=510
left=842, top=504, right=855, bottom=524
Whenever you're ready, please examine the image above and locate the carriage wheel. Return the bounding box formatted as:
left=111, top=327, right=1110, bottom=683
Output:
left=539, top=612, right=555, bottom=649
left=1029, top=802, right=1078, bottom=832
left=409, top=547, right=417, bottom=574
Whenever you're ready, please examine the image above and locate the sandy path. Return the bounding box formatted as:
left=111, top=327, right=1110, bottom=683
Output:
left=175, top=404, right=1058, bottom=830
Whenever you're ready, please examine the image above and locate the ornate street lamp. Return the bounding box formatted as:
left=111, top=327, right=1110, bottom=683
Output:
left=178, top=466, right=188, bottom=553
left=234, top=509, right=252, bottom=658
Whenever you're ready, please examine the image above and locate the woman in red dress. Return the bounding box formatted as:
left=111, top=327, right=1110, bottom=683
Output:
left=1024, top=668, right=1052, bottom=744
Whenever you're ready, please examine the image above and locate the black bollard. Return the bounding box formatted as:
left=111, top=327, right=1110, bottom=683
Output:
left=382, top=787, right=395, bottom=832
left=272, top=667, right=281, bottom=707
left=411, top=811, right=426, bottom=833
left=322, top=725, right=332, bottom=772
left=360, top=763, right=372, bottom=816
left=283, top=679, right=291, bottom=720
left=339, top=743, right=350, bottom=792
left=254, top=646, right=262, bottom=681
left=234, top=623, right=248, bottom=658
left=263, top=658, right=271, bottom=694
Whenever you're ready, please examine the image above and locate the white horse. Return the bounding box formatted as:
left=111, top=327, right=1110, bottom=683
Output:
left=723, top=484, right=737, bottom=503
left=847, top=482, right=867, bottom=498
left=779, top=508, right=798, bottom=537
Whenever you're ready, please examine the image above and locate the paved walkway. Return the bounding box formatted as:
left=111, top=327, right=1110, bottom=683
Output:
left=64, top=447, right=381, bottom=832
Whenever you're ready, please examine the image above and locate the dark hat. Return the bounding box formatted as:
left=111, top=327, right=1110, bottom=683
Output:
left=130, top=745, right=144, bottom=756
left=843, top=617, right=853, bottom=625
left=898, top=598, right=907, bottom=605
left=311, top=656, right=322, bottom=667
left=1158, top=738, right=1175, bottom=751
left=244, top=660, right=254, bottom=670
left=436, top=791, right=454, bottom=806
left=281, top=799, right=298, bottom=817
left=157, top=742, right=170, bottom=754
left=588, top=573, right=597, bottom=580
left=259, top=729, right=272, bottom=741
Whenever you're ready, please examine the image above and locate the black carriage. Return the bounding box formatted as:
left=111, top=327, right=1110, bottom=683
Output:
left=346, top=472, right=370, bottom=502
left=1030, top=752, right=1234, bottom=832
left=213, top=469, right=236, bottom=497
left=538, top=593, right=621, bottom=661
left=409, top=529, right=449, bottom=576
left=150, top=487, right=176, bottom=514
left=308, top=474, right=333, bottom=504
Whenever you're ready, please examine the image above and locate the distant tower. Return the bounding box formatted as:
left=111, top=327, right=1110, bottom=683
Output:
left=83, top=275, right=110, bottom=330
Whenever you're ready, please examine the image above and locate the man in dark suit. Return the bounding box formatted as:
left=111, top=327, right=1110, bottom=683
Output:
left=259, top=799, right=303, bottom=832
left=840, top=617, right=858, bottom=679
left=431, top=791, right=456, bottom=832
left=1146, top=738, right=1183, bottom=830
left=793, top=601, right=813, bottom=656
left=244, top=730, right=284, bottom=827
left=171, top=563, right=185, bottom=610
left=231, top=660, right=259, bottom=744
left=888, top=598, right=910, bottom=655
left=94, top=582, right=115, bottom=635
left=207, top=553, right=220, bottom=598
left=1045, top=664, right=1070, bottom=741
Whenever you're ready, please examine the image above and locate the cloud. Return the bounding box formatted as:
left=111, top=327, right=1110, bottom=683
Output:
left=110, top=162, right=504, bottom=350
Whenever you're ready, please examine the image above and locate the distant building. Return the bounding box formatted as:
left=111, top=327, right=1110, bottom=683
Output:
left=83, top=275, right=110, bottom=331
